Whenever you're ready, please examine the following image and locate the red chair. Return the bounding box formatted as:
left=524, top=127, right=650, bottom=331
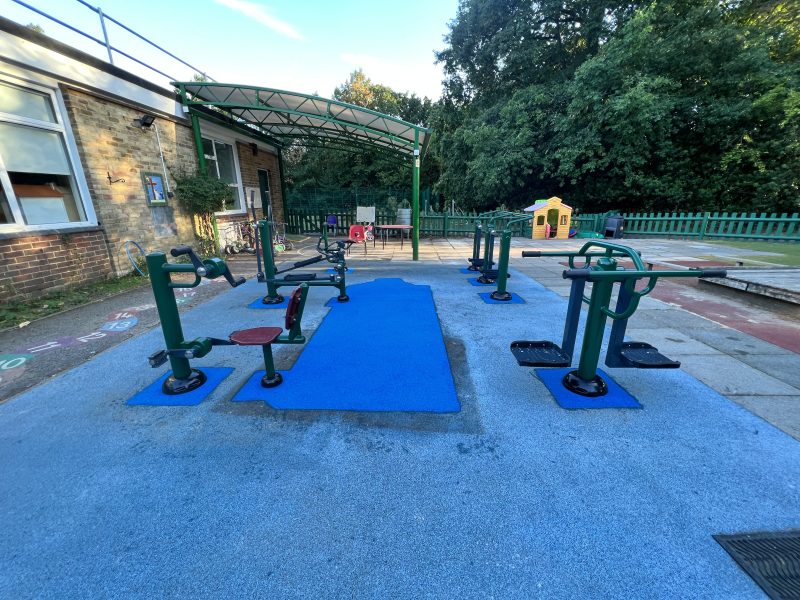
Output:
left=229, top=284, right=308, bottom=388
left=348, top=224, right=367, bottom=255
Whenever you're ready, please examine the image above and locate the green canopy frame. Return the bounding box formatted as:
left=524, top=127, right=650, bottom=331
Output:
left=173, top=82, right=432, bottom=260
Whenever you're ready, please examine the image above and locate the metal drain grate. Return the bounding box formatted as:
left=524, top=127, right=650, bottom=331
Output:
left=714, top=530, right=800, bottom=599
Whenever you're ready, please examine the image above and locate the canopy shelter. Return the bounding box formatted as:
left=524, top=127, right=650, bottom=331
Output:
left=173, top=82, right=432, bottom=260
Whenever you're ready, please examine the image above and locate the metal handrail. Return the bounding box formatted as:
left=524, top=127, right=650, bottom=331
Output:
left=11, top=0, right=214, bottom=86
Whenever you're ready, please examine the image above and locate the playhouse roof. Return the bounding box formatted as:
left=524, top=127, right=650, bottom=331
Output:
left=523, top=197, right=572, bottom=212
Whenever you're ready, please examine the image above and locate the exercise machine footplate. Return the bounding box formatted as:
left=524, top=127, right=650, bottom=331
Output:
left=511, top=341, right=571, bottom=367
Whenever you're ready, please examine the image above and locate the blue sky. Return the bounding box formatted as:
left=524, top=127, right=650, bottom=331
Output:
left=1, top=0, right=459, bottom=99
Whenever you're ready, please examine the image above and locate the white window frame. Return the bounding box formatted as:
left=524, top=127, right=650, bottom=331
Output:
left=0, top=72, right=96, bottom=232
left=200, top=129, right=245, bottom=216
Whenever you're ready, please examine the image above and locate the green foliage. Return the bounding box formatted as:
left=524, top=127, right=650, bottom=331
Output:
left=173, top=173, right=232, bottom=215
left=433, top=0, right=800, bottom=214
left=284, top=70, right=434, bottom=196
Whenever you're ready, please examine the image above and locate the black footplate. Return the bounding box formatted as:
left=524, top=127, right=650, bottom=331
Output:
left=511, top=341, right=571, bottom=367
left=284, top=273, right=317, bottom=281
left=148, top=349, right=167, bottom=368
left=618, top=342, right=680, bottom=368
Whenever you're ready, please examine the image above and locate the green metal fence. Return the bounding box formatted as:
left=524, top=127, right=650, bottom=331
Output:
left=284, top=206, right=799, bottom=242
left=575, top=211, right=800, bottom=241
left=284, top=208, right=532, bottom=238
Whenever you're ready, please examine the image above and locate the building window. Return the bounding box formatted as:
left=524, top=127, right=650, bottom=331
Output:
left=202, top=137, right=243, bottom=212
left=0, top=79, right=91, bottom=229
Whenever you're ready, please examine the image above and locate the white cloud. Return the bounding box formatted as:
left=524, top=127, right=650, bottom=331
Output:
left=213, top=0, right=303, bottom=41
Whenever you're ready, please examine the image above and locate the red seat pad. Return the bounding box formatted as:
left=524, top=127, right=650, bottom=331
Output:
left=229, top=327, right=283, bottom=346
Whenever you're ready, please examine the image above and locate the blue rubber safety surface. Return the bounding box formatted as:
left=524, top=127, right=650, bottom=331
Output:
left=478, top=291, right=526, bottom=304
left=467, top=277, right=494, bottom=286
left=233, top=278, right=460, bottom=412
left=247, top=296, right=288, bottom=309
left=0, top=271, right=798, bottom=599
left=126, top=367, right=234, bottom=406
left=458, top=267, right=475, bottom=274
left=535, top=367, right=642, bottom=409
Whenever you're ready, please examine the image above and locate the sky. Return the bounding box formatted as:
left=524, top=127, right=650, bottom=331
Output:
left=1, top=0, right=460, bottom=99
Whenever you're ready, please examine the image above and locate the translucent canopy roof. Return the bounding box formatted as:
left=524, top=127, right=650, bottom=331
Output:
left=174, top=82, right=431, bottom=159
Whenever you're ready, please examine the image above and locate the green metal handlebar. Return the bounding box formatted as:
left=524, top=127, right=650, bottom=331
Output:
left=521, top=248, right=640, bottom=269
left=563, top=267, right=727, bottom=320
left=575, top=240, right=647, bottom=271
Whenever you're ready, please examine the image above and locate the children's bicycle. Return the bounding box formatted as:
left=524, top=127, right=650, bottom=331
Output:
left=273, top=222, right=293, bottom=252
left=221, top=221, right=257, bottom=255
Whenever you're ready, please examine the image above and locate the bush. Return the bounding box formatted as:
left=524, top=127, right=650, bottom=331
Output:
left=174, top=173, right=231, bottom=215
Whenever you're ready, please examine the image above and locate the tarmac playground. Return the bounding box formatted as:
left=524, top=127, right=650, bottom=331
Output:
left=1, top=237, right=799, bottom=598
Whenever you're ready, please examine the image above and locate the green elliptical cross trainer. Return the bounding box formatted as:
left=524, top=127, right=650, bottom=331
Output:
left=512, top=241, right=727, bottom=397
left=258, top=220, right=351, bottom=304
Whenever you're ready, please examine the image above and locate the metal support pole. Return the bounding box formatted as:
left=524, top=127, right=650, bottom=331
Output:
left=147, top=252, right=192, bottom=381
left=468, top=222, right=482, bottom=270
left=190, top=113, right=206, bottom=172
left=258, top=220, right=283, bottom=303
left=412, top=130, right=420, bottom=261
left=277, top=150, right=288, bottom=224
left=98, top=8, right=114, bottom=64
left=490, top=229, right=512, bottom=301
left=563, top=258, right=618, bottom=396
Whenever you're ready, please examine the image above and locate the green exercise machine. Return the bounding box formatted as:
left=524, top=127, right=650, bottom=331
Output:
left=146, top=246, right=309, bottom=393
left=512, top=241, right=727, bottom=396
left=258, top=220, right=351, bottom=305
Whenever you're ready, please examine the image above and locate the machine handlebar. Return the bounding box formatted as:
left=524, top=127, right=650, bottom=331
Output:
left=521, top=251, right=541, bottom=257
left=695, top=268, right=727, bottom=278
left=171, top=245, right=207, bottom=276
left=170, top=245, right=246, bottom=287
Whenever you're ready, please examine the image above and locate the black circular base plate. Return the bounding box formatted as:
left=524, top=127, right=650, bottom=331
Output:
left=562, top=370, right=608, bottom=397
left=262, top=295, right=284, bottom=305
left=477, top=276, right=495, bottom=285
left=337, top=295, right=350, bottom=302
left=467, top=265, right=479, bottom=271
left=163, top=369, right=207, bottom=395
left=261, top=372, right=283, bottom=388
left=490, top=291, right=512, bottom=301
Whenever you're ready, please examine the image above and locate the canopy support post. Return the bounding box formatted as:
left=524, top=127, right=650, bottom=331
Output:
left=412, top=130, right=420, bottom=261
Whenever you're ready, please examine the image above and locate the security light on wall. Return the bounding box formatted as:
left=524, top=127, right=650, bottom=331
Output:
left=134, top=114, right=155, bottom=129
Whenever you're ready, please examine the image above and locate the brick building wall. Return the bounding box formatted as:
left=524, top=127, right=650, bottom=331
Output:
left=234, top=141, right=284, bottom=224
left=61, top=87, right=198, bottom=275
left=215, top=143, right=286, bottom=246
left=0, top=88, right=288, bottom=301
left=0, top=229, right=112, bottom=299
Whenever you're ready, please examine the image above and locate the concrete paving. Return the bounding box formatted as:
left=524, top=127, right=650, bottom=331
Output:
left=0, top=236, right=798, bottom=598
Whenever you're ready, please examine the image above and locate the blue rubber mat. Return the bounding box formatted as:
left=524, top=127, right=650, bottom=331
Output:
left=459, top=267, right=476, bottom=274
left=467, top=277, right=494, bottom=286
left=478, top=292, right=526, bottom=304
left=233, top=278, right=460, bottom=412
left=534, top=368, right=642, bottom=409
left=127, top=367, right=234, bottom=406
left=247, top=296, right=289, bottom=309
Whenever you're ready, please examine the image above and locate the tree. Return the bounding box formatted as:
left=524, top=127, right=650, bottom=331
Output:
left=284, top=70, right=435, bottom=196
left=552, top=0, right=800, bottom=212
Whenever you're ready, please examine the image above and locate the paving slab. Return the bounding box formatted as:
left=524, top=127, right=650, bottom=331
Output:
left=728, top=395, right=800, bottom=440
left=680, top=355, right=800, bottom=396
left=734, top=353, right=800, bottom=391
left=622, top=328, right=725, bottom=357
left=705, top=269, right=800, bottom=305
